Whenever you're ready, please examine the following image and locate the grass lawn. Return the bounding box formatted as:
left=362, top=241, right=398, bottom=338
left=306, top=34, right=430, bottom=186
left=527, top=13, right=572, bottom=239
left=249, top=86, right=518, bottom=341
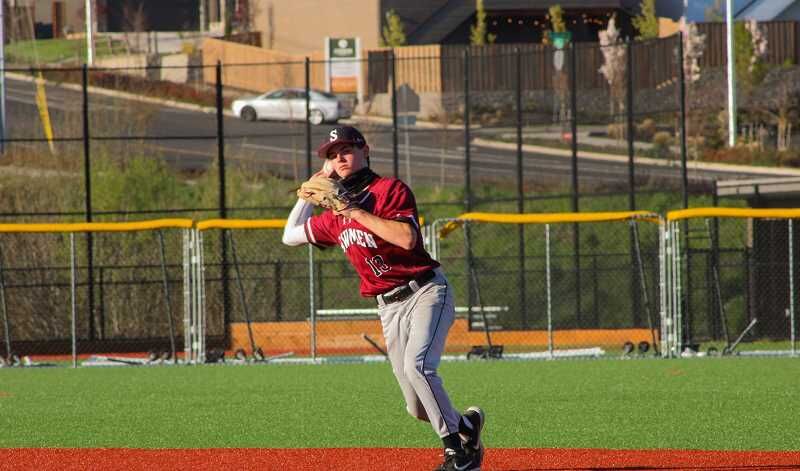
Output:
left=1, top=357, right=798, bottom=450
left=6, top=38, right=128, bottom=64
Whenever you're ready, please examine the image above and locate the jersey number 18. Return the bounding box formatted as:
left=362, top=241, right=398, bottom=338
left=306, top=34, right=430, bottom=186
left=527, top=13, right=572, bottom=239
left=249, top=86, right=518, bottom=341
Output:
left=365, top=255, right=391, bottom=277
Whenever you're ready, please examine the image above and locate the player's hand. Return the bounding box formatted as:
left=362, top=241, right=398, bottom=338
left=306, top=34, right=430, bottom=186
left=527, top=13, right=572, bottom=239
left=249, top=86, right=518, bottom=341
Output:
left=334, top=206, right=362, bottom=218
left=321, top=160, right=339, bottom=180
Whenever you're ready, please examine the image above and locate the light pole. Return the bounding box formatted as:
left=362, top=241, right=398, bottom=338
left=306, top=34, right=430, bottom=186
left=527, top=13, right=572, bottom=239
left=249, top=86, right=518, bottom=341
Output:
left=85, top=0, right=95, bottom=66
left=726, top=0, right=737, bottom=147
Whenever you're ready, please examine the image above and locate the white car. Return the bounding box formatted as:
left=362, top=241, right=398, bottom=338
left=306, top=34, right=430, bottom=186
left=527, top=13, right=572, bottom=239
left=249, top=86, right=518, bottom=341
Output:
left=231, top=88, right=352, bottom=125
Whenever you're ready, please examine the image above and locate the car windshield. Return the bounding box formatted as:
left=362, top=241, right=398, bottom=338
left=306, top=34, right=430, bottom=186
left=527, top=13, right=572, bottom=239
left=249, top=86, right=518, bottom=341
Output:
left=312, top=90, right=337, bottom=99
left=264, top=90, right=287, bottom=99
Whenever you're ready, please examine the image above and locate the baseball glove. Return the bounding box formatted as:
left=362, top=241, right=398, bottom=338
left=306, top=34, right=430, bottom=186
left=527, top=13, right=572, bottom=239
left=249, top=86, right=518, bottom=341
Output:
left=297, top=175, right=354, bottom=212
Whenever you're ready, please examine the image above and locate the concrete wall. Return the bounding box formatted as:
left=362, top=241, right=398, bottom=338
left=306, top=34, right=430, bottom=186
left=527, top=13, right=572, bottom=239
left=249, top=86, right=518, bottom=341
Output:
left=160, top=53, right=190, bottom=83
left=252, top=0, right=381, bottom=55
left=93, top=53, right=148, bottom=77
left=202, top=38, right=326, bottom=92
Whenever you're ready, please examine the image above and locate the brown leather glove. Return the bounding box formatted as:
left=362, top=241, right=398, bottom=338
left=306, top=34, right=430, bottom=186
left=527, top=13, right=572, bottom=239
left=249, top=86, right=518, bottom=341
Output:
left=297, top=175, right=354, bottom=212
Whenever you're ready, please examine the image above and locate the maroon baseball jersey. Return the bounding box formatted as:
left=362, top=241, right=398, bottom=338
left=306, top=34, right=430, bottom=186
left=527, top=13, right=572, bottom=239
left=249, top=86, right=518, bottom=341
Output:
left=304, top=176, right=439, bottom=297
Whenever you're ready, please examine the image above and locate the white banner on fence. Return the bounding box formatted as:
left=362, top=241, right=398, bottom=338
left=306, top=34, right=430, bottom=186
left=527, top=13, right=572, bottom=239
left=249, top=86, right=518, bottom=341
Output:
left=324, top=37, right=362, bottom=105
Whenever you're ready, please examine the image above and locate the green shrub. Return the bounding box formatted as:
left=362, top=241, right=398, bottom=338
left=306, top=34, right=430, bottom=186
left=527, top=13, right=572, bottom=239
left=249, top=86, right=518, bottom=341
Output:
left=652, top=131, right=673, bottom=158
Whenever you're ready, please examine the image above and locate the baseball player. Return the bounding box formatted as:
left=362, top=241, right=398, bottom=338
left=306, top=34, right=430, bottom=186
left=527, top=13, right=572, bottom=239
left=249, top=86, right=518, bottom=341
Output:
left=282, top=126, right=486, bottom=471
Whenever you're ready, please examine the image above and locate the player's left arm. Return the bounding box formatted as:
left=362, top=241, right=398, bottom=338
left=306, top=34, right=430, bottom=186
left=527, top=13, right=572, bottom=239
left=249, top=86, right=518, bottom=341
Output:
left=338, top=180, right=419, bottom=250
left=344, top=208, right=417, bottom=250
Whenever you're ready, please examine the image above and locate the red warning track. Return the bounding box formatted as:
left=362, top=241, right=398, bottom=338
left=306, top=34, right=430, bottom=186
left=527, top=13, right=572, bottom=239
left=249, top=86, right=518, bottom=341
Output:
left=2, top=448, right=799, bottom=470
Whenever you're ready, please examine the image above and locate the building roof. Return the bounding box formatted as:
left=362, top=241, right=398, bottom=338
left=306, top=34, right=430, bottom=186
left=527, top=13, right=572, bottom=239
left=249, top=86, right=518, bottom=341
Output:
left=737, top=0, right=799, bottom=20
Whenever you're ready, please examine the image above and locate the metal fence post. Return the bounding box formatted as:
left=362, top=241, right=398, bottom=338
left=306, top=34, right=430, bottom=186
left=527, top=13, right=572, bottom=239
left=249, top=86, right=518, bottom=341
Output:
left=0, top=244, right=10, bottom=360
left=790, top=219, right=796, bottom=356
left=309, top=245, right=316, bottom=360
left=70, top=233, right=77, bottom=369
left=626, top=39, right=635, bottom=212
left=678, top=33, right=688, bottom=209
left=515, top=47, right=527, bottom=328
left=216, top=61, right=226, bottom=215
left=82, top=64, right=95, bottom=342
left=569, top=41, right=581, bottom=326
left=390, top=50, right=399, bottom=178
left=216, top=61, right=231, bottom=342
left=677, top=34, right=694, bottom=348
left=464, top=47, right=472, bottom=211
left=274, top=261, right=283, bottom=322
left=546, top=224, right=553, bottom=358
left=464, top=47, right=475, bottom=321
left=305, top=57, right=312, bottom=178
left=626, top=40, right=641, bottom=327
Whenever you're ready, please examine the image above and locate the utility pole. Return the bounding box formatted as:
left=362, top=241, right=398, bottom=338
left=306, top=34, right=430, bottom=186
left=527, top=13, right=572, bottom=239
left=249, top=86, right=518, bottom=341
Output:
left=725, top=0, right=736, bottom=147
left=85, top=0, right=95, bottom=66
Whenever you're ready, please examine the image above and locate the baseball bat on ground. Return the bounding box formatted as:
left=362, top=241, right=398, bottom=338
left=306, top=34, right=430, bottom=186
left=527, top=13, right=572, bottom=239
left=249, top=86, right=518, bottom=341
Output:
left=362, top=333, right=388, bottom=357
left=228, top=231, right=264, bottom=361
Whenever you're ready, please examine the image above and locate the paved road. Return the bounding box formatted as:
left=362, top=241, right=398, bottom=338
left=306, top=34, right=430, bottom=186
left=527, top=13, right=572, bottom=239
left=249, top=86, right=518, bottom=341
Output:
left=4, top=76, right=793, bottom=187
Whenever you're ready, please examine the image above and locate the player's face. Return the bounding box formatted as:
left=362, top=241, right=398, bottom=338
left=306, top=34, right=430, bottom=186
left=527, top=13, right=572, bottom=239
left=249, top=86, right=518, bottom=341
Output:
left=326, top=144, right=368, bottom=178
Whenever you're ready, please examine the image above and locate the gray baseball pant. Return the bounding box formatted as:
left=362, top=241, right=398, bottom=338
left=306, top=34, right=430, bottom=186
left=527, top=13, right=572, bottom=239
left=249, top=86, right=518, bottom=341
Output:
left=377, top=268, right=461, bottom=438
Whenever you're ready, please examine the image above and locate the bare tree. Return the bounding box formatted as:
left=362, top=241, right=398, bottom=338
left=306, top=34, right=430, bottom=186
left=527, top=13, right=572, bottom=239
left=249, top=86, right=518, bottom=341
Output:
left=120, top=2, right=147, bottom=54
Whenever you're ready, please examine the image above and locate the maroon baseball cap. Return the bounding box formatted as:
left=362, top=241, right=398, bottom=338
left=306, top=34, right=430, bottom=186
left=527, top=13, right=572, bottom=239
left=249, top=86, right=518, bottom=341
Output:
left=316, top=126, right=367, bottom=159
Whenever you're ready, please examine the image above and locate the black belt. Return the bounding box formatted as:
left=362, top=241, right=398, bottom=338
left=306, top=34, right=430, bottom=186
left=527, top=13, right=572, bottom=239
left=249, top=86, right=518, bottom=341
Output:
left=377, top=269, right=436, bottom=305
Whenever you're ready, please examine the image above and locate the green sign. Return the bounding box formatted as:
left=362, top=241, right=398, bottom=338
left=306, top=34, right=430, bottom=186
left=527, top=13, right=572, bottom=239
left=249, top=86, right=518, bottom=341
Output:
left=550, top=31, right=572, bottom=50
left=328, top=38, right=357, bottom=59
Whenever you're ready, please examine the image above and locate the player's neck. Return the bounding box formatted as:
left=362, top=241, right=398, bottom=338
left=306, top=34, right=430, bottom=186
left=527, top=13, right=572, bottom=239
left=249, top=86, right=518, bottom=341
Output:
left=341, top=167, right=378, bottom=194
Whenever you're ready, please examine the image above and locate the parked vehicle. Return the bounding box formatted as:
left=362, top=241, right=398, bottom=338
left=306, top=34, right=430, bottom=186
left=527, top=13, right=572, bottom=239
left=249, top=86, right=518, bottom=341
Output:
left=231, top=88, right=352, bottom=125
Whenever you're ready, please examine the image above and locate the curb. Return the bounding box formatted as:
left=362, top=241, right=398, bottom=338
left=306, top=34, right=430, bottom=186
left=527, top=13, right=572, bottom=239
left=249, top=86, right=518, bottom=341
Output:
left=472, top=137, right=800, bottom=178
left=343, top=114, right=481, bottom=130
left=7, top=71, right=238, bottom=119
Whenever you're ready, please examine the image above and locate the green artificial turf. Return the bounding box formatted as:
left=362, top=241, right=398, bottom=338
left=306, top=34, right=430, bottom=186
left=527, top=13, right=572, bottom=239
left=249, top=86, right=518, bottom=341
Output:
left=1, top=357, right=798, bottom=450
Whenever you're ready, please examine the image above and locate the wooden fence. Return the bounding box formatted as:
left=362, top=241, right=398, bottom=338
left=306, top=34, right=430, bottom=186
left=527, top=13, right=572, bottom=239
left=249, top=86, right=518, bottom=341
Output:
left=697, top=20, right=800, bottom=68
left=202, top=38, right=326, bottom=92
left=369, top=35, right=680, bottom=96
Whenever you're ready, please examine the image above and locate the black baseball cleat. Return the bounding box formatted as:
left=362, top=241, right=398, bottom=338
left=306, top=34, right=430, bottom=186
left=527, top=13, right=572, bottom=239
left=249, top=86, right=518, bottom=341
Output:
left=460, top=406, right=485, bottom=448
left=459, top=407, right=486, bottom=468
left=433, top=447, right=480, bottom=471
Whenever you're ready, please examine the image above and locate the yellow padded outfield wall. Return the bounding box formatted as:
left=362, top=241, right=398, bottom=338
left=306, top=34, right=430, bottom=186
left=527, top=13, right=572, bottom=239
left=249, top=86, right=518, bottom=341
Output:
left=438, top=210, right=659, bottom=238
left=667, top=207, right=800, bottom=221
left=0, top=219, right=193, bottom=233
left=196, top=219, right=287, bottom=231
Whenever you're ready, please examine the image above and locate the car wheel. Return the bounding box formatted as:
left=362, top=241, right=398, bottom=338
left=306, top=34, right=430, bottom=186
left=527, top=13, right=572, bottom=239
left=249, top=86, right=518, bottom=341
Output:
left=241, top=106, right=257, bottom=122
left=308, top=109, right=324, bottom=125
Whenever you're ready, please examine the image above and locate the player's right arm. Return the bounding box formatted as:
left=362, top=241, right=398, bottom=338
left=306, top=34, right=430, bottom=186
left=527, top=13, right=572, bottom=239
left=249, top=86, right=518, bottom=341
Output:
left=281, top=198, right=313, bottom=246
left=283, top=167, right=334, bottom=247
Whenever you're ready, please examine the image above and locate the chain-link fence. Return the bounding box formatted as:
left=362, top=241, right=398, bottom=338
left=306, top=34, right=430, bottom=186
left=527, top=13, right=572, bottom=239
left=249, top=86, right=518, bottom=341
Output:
left=0, top=221, right=192, bottom=367
left=196, top=220, right=308, bottom=360
left=664, top=208, right=799, bottom=357
left=4, top=28, right=800, bottom=366
left=426, top=212, right=661, bottom=359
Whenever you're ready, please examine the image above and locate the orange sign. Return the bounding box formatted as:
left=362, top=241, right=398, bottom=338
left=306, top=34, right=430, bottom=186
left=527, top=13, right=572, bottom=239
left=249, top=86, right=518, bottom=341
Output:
left=331, top=77, right=357, bottom=94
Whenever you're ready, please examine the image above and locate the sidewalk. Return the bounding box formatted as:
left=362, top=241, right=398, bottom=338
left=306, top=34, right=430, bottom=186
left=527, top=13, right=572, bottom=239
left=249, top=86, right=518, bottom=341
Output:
left=472, top=137, right=800, bottom=177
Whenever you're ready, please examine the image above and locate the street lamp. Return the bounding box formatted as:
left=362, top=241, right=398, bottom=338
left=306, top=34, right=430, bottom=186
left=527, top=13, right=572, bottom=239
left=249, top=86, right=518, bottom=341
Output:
left=85, top=0, right=95, bottom=66
left=726, top=0, right=737, bottom=147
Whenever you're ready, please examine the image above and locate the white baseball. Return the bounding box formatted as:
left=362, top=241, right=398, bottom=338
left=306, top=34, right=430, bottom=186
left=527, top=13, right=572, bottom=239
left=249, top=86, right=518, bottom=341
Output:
left=323, top=160, right=333, bottom=176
